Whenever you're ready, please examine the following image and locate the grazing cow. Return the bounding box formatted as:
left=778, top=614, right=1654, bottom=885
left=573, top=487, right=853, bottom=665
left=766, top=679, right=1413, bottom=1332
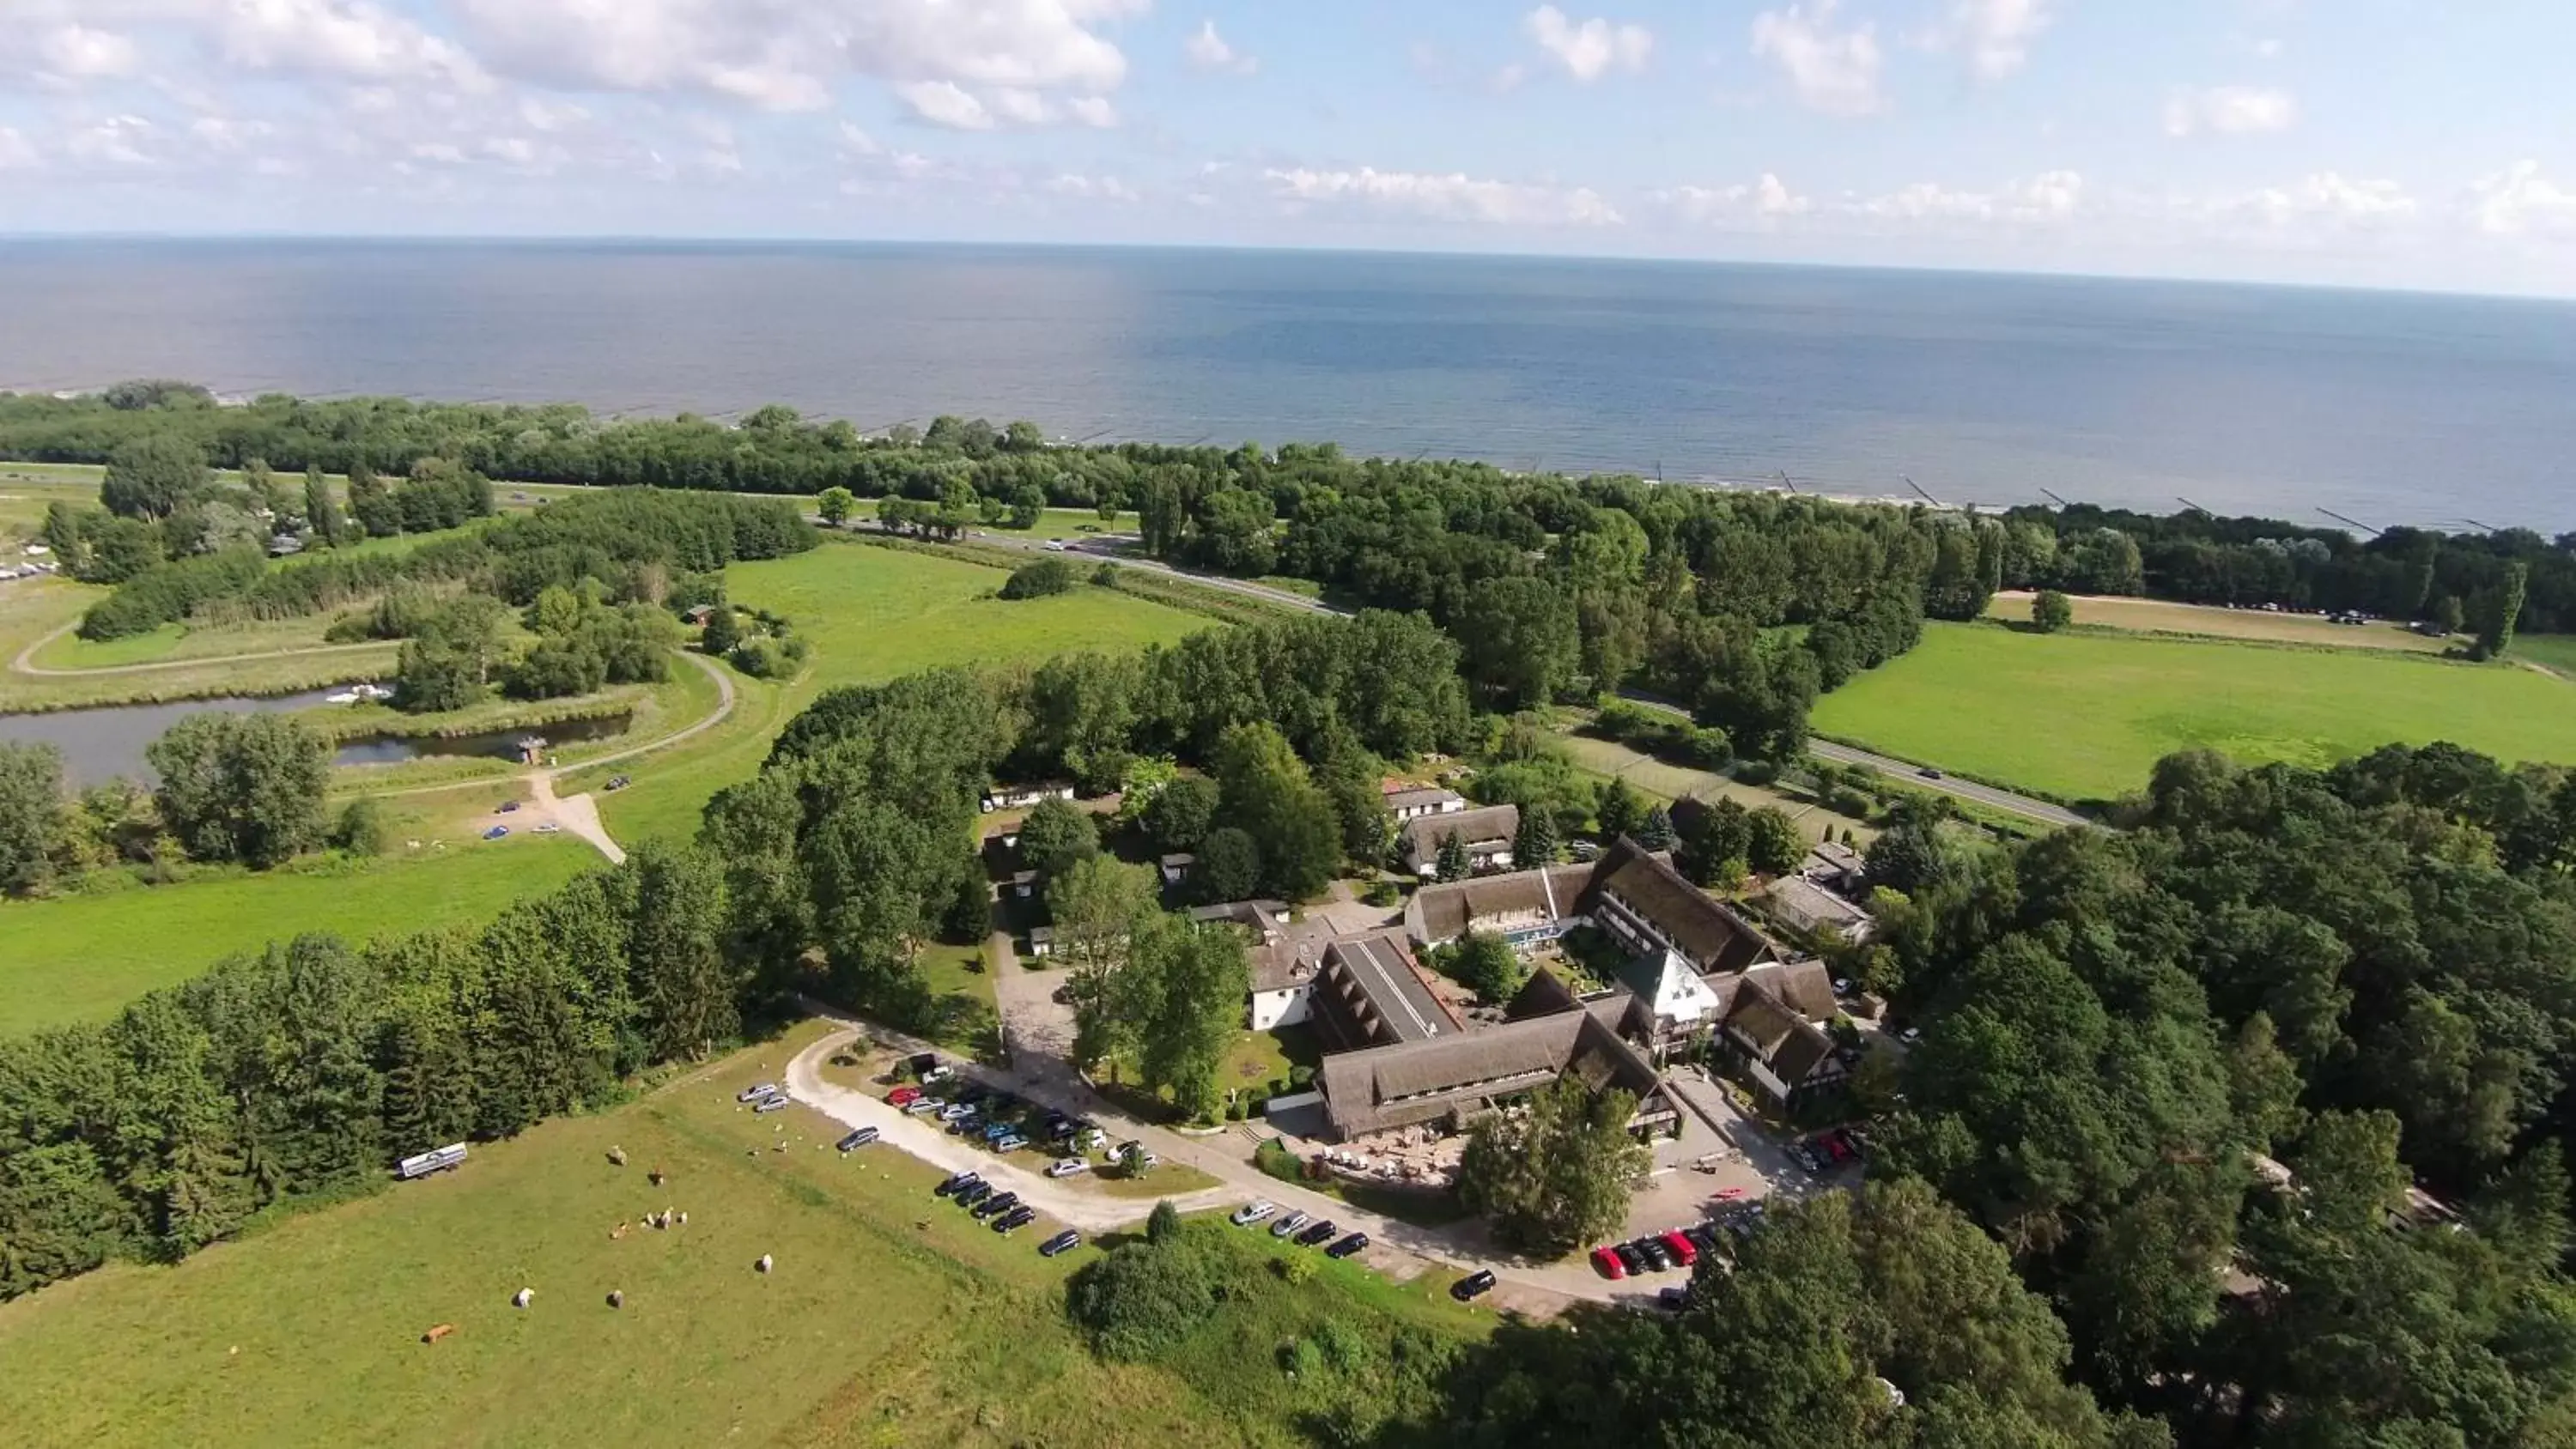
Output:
left=755, top=1254, right=774, bottom=1274
left=677, top=1211, right=689, bottom=1226
left=611, top=1222, right=629, bottom=1240
left=422, top=1325, right=457, bottom=1344
left=606, top=1290, right=624, bottom=1309
left=606, top=1147, right=628, bottom=1167
left=648, top=1169, right=666, bottom=1187
left=512, top=1288, right=534, bottom=1309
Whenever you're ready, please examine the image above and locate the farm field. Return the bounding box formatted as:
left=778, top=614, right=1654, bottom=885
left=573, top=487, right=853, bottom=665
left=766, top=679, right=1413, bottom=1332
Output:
left=1987, top=590, right=2448, bottom=653
left=0, top=1022, right=1477, bottom=1449
left=1811, top=622, right=2576, bottom=802
left=0, top=837, right=598, bottom=1034
left=580, top=540, right=1208, bottom=845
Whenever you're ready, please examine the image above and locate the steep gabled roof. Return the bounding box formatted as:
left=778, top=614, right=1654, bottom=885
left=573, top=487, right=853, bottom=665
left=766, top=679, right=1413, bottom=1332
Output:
left=1581, top=837, right=1778, bottom=973
left=1400, top=803, right=1522, bottom=864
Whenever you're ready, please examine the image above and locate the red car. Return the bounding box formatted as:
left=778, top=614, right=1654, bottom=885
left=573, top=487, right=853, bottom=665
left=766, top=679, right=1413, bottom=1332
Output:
left=1713, top=1186, right=1747, bottom=1201
left=1661, top=1231, right=1698, bottom=1268
left=888, top=1086, right=922, bottom=1106
left=1590, top=1245, right=1627, bottom=1281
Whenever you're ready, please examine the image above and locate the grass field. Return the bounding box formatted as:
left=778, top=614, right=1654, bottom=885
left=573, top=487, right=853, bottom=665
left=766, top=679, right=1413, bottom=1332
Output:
left=2519, top=634, right=2576, bottom=680
left=1988, top=590, right=2449, bottom=653
left=1812, top=621, right=2576, bottom=801
left=0, top=1022, right=1479, bottom=1449
left=578, top=541, right=1206, bottom=846
left=1557, top=733, right=1879, bottom=844
left=0, top=838, right=598, bottom=1034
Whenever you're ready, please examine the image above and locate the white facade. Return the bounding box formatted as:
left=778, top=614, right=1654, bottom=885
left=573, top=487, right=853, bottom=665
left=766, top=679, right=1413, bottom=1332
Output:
left=1250, top=984, right=1314, bottom=1031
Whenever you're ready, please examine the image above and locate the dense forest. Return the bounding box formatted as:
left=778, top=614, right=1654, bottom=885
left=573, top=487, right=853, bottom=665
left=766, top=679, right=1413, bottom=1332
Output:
left=6, top=385, right=2568, bottom=640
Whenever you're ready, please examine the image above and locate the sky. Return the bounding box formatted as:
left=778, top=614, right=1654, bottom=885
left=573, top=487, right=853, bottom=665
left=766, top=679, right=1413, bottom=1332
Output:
left=3, top=1, right=2575, bottom=296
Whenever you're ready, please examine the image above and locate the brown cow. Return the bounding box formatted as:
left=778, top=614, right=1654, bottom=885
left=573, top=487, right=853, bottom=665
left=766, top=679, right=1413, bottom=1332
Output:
left=422, top=1325, right=457, bottom=1344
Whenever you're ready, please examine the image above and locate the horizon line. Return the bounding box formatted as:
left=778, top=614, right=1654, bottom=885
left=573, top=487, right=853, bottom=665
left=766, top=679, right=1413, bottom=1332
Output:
left=3, top=230, right=2574, bottom=309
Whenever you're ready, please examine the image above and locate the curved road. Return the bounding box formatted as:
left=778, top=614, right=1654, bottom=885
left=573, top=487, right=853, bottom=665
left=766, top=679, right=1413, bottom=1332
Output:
left=1806, top=740, right=2093, bottom=829
left=784, top=1013, right=1605, bottom=1314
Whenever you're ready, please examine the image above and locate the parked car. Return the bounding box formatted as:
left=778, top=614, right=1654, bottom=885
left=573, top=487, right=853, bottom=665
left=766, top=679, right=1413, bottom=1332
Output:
left=1591, top=1246, right=1628, bottom=1281
left=1657, top=1286, right=1691, bottom=1311
left=482, top=826, right=510, bottom=840
left=972, top=1191, right=1019, bottom=1221
left=1270, top=1210, right=1311, bottom=1239
left=754, top=1096, right=790, bottom=1114
left=1714, top=1185, right=1747, bottom=1201
left=1075, top=1127, right=1107, bottom=1152
left=1039, top=1229, right=1083, bottom=1258
left=935, top=1171, right=981, bottom=1198
left=738, top=1083, right=781, bottom=1102
left=903, top=1098, right=944, bottom=1116
left=1296, top=1220, right=1340, bottom=1247
left=993, top=1205, right=1037, bottom=1234
left=1231, top=1201, right=1279, bottom=1228
left=1634, top=1237, right=1675, bottom=1272
left=535, top=822, right=562, bottom=834
left=835, top=1127, right=879, bottom=1152
left=994, top=1134, right=1030, bottom=1153
left=957, top=1183, right=993, bottom=1209
left=1660, top=1230, right=1698, bottom=1268
left=939, top=1102, right=976, bottom=1122
left=1612, top=1243, right=1648, bottom=1276
left=1682, top=1224, right=1723, bottom=1258
left=604, top=775, right=631, bottom=791
left=1125, top=1149, right=1158, bottom=1171
left=1325, top=1232, right=1370, bottom=1259
left=981, top=1121, right=1014, bottom=1143
left=1047, top=1158, right=1090, bottom=1178
left=887, top=1086, right=922, bottom=1106
left=496, top=801, right=520, bottom=814
left=1450, top=1270, right=1499, bottom=1302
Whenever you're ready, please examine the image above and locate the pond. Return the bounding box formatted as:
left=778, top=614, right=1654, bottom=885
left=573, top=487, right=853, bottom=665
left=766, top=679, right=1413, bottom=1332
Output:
left=0, top=695, right=634, bottom=784
left=0, top=690, right=344, bottom=786
left=333, top=712, right=633, bottom=767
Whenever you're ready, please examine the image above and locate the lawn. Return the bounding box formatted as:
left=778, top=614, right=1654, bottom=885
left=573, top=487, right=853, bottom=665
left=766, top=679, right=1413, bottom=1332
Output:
left=583, top=540, right=1206, bottom=846
left=1811, top=621, right=2576, bottom=802
left=0, top=838, right=598, bottom=1034
left=2518, top=634, right=2576, bottom=680
left=0, top=1023, right=1261, bottom=1449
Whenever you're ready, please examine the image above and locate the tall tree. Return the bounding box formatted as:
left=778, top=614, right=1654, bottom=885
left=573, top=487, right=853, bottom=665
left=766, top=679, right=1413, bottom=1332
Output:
left=1017, top=797, right=1101, bottom=876
left=145, top=713, right=329, bottom=868
left=1455, top=1078, right=1648, bottom=1257
left=1047, top=857, right=1162, bottom=1070
left=1210, top=722, right=1339, bottom=899
left=1461, top=575, right=1581, bottom=709
left=301, top=465, right=348, bottom=547
left=99, top=433, right=210, bottom=521
left=0, top=741, right=64, bottom=895
left=1122, top=912, right=1249, bottom=1117
left=625, top=843, right=738, bottom=1061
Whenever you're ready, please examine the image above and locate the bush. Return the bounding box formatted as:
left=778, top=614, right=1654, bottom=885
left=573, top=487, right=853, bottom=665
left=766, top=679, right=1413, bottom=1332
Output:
left=333, top=798, right=391, bottom=857
left=1362, top=878, right=1401, bottom=908
left=1273, top=1256, right=1321, bottom=1288
left=1255, top=1137, right=1304, bottom=1185
left=1736, top=760, right=1781, bottom=787
left=1063, top=1234, right=1226, bottom=1361
left=2032, top=589, right=2075, bottom=633
left=1288, top=1064, right=1315, bottom=1088
left=1146, top=1199, right=1184, bottom=1244
left=999, top=558, right=1078, bottom=599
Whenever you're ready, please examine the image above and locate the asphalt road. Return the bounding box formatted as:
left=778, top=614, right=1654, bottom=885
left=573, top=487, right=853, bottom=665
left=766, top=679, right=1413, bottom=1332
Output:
left=958, top=529, right=1339, bottom=615
left=1805, top=739, right=2093, bottom=830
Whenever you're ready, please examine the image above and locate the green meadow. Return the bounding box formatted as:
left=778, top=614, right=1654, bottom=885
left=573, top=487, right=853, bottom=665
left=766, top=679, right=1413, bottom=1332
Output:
left=1810, top=621, right=2576, bottom=802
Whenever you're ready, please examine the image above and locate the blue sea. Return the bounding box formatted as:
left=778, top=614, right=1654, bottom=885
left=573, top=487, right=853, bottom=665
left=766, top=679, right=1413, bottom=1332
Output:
left=3, top=239, right=2573, bottom=532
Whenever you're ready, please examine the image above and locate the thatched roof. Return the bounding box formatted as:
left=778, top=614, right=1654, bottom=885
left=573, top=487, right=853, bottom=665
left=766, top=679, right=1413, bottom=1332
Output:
left=1582, top=838, right=1778, bottom=973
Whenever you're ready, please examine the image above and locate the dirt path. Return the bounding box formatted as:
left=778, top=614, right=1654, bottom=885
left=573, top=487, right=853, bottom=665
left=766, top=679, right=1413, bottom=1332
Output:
left=9, top=620, right=395, bottom=678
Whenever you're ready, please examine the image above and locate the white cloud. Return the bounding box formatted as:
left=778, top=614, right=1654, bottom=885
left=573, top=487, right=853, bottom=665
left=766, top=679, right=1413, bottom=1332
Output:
left=896, top=79, right=997, bottom=130
left=1856, top=170, right=2085, bottom=224
left=1751, top=1, right=1883, bottom=117
left=1524, top=6, right=1653, bottom=83
left=64, top=114, right=158, bottom=167
left=1184, top=19, right=1256, bottom=76
left=1264, top=165, right=1623, bottom=227
left=1660, top=173, right=1812, bottom=224
left=836, top=121, right=884, bottom=157
left=215, top=0, right=489, bottom=88
left=2472, top=161, right=2576, bottom=239
left=0, top=127, right=37, bottom=170
left=1065, top=94, right=1117, bottom=127
left=1045, top=171, right=1138, bottom=201
left=449, top=0, right=1142, bottom=116
left=38, top=24, right=141, bottom=81
left=2164, top=85, right=2298, bottom=137
left=1932, top=0, right=2051, bottom=82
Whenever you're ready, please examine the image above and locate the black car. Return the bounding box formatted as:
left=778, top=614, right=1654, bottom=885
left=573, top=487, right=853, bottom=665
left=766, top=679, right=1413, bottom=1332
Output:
left=1612, top=1243, right=1648, bottom=1276
left=993, top=1205, right=1038, bottom=1234
left=946, top=1113, right=983, bottom=1136
left=1038, top=1229, right=1084, bottom=1258
left=1656, top=1285, right=1691, bottom=1312
left=972, top=1191, right=1020, bottom=1221
left=1296, top=1219, right=1340, bottom=1247
left=957, top=1182, right=993, bottom=1210
left=1450, top=1270, right=1498, bottom=1302
left=1324, top=1232, right=1370, bottom=1259
left=835, top=1127, right=879, bottom=1152
left=934, top=1171, right=981, bottom=1198
left=1635, top=1238, right=1675, bottom=1272
left=1681, top=1224, right=1722, bottom=1257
